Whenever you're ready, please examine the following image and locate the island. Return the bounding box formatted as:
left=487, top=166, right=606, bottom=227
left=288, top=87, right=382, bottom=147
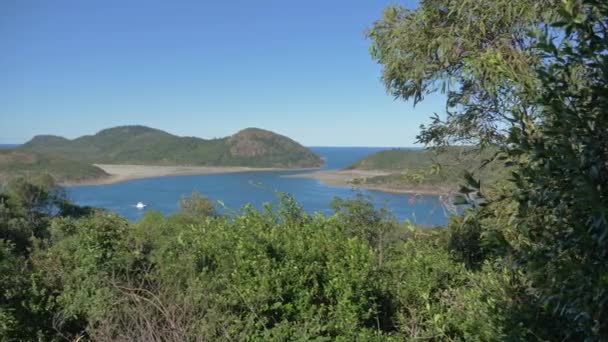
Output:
left=0, top=125, right=323, bottom=185
left=288, top=147, right=507, bottom=195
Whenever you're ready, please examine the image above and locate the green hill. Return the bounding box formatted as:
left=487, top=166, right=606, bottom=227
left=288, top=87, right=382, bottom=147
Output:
left=346, top=147, right=509, bottom=193
left=0, top=150, right=109, bottom=184
left=347, top=148, right=436, bottom=171
left=23, top=126, right=323, bottom=168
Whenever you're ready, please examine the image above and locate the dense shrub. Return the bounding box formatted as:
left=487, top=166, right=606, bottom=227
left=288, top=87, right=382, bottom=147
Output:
left=0, top=181, right=535, bottom=341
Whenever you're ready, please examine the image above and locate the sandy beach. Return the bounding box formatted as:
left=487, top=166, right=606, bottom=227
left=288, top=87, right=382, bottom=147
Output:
left=62, top=164, right=312, bottom=186
left=285, top=169, right=451, bottom=195
left=285, top=169, right=391, bottom=186
left=62, top=164, right=451, bottom=195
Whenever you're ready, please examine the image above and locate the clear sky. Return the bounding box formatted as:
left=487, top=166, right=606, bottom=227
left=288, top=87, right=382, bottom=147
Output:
left=0, top=0, right=444, bottom=146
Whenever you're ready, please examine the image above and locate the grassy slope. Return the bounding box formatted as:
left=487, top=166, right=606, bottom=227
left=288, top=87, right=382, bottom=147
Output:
left=0, top=150, right=109, bottom=184
left=346, top=147, right=509, bottom=192
left=22, top=126, right=323, bottom=168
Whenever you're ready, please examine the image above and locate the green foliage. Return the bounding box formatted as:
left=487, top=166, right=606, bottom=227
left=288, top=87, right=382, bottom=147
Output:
left=382, top=235, right=467, bottom=339
left=0, top=177, right=93, bottom=341
left=0, top=179, right=509, bottom=340
left=330, top=194, right=398, bottom=262
left=1, top=176, right=593, bottom=340
left=347, top=148, right=436, bottom=171
left=25, top=196, right=384, bottom=340
left=0, top=240, right=29, bottom=340
left=504, top=0, right=608, bottom=336
left=369, top=0, right=608, bottom=339
left=0, top=175, right=68, bottom=254
left=0, top=149, right=109, bottom=184
left=367, top=0, right=556, bottom=147
left=347, top=147, right=510, bottom=194
left=179, top=191, right=217, bottom=218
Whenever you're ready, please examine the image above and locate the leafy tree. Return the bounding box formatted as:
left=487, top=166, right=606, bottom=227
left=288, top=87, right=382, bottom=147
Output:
left=505, top=0, right=608, bottom=336
left=0, top=241, right=29, bottom=340
left=370, top=0, right=608, bottom=339
left=330, top=194, right=398, bottom=266
left=0, top=175, right=67, bottom=254
left=179, top=191, right=217, bottom=218
left=367, top=0, right=556, bottom=147
left=0, top=177, right=98, bottom=341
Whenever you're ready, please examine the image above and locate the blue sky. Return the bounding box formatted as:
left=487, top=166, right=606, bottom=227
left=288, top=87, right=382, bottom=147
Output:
left=0, top=0, right=444, bottom=146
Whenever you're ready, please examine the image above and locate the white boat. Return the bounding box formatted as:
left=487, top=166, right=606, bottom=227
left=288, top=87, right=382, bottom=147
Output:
left=135, top=202, right=147, bottom=209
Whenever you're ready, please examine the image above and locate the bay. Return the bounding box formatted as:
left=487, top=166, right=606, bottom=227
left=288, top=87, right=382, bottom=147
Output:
left=67, top=147, right=450, bottom=225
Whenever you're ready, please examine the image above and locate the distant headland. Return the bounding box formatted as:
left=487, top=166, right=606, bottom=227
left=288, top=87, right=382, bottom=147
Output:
left=0, top=125, right=323, bottom=185
left=287, top=147, right=508, bottom=195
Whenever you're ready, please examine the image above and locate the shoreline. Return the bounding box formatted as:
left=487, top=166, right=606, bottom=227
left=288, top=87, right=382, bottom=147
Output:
left=60, top=164, right=453, bottom=196
left=285, top=170, right=452, bottom=195
left=61, top=164, right=319, bottom=186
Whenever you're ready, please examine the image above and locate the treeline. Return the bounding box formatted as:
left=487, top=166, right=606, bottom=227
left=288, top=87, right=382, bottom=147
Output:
left=0, top=177, right=589, bottom=341
left=346, top=147, right=509, bottom=194
left=0, top=149, right=109, bottom=184
left=22, top=126, right=323, bottom=169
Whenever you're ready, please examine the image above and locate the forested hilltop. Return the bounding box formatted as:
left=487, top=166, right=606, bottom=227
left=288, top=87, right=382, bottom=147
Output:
left=23, top=125, right=323, bottom=168
left=0, top=149, right=109, bottom=184
left=1, top=0, right=607, bottom=340
left=345, top=147, right=509, bottom=194
left=1, top=126, right=323, bottom=182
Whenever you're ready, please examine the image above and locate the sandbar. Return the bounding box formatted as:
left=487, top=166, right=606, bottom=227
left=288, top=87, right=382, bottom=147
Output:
left=62, top=164, right=313, bottom=186
left=285, top=169, right=452, bottom=195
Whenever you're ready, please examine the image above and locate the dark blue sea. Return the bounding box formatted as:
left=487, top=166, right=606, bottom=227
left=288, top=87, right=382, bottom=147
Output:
left=67, top=147, right=451, bottom=225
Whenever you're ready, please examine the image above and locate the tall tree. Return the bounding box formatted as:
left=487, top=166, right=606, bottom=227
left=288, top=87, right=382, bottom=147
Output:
left=508, top=0, right=608, bottom=336
left=369, top=0, right=608, bottom=338
left=367, top=0, right=556, bottom=147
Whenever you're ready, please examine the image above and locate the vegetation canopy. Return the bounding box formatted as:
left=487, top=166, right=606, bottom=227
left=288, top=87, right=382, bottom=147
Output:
left=22, top=126, right=322, bottom=168
left=1, top=0, right=606, bottom=340
left=369, top=0, right=608, bottom=338
left=345, top=147, right=508, bottom=194
left=367, top=0, right=556, bottom=147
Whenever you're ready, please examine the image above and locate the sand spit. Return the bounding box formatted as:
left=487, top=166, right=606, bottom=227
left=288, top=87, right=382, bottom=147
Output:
left=63, top=164, right=311, bottom=186
left=285, top=170, right=450, bottom=195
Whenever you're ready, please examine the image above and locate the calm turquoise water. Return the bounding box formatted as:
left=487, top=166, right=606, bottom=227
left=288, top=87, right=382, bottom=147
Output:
left=67, top=147, right=450, bottom=225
